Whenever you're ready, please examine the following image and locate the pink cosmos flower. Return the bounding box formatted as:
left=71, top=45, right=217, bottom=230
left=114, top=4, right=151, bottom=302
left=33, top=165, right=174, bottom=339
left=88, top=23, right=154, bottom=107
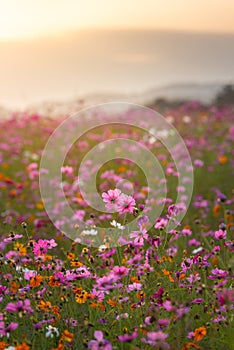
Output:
left=102, top=189, right=122, bottom=211
left=0, top=313, right=18, bottom=336
left=118, top=193, right=136, bottom=214
left=214, top=229, right=227, bottom=240
left=127, top=282, right=142, bottom=292
left=186, top=273, right=201, bottom=283
left=88, top=330, right=112, bottom=350
left=181, top=228, right=192, bottom=236
left=4, top=234, right=23, bottom=242
left=5, top=299, right=34, bottom=314
left=32, top=239, right=57, bottom=255
left=141, top=331, right=169, bottom=348
left=61, top=166, right=73, bottom=177
left=27, top=162, right=38, bottom=171
left=168, top=204, right=179, bottom=216
left=154, top=218, right=168, bottom=230
left=194, top=159, right=204, bottom=167
left=112, top=266, right=129, bottom=277
left=217, top=289, right=234, bottom=306
left=118, top=331, right=138, bottom=342
left=208, top=268, right=228, bottom=279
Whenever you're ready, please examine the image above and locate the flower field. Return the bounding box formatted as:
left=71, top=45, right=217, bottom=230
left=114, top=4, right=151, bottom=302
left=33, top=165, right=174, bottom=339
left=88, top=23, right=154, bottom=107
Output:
left=0, top=102, right=233, bottom=350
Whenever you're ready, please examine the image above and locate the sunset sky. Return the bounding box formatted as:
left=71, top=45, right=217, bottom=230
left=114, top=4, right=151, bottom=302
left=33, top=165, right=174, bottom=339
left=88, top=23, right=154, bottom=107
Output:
left=1, top=0, right=234, bottom=40
left=0, top=1, right=234, bottom=109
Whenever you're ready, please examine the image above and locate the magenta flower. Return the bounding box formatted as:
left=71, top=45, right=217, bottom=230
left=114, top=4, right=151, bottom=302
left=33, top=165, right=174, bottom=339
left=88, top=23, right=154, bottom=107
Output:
left=186, top=273, right=200, bottom=283
left=154, top=217, right=168, bottom=230
left=214, top=229, right=227, bottom=240
left=217, top=289, right=234, bottom=307
left=194, top=159, right=204, bottom=167
left=61, top=165, right=73, bottom=176
left=208, top=268, right=228, bottom=279
left=4, top=234, right=23, bottom=242
left=0, top=314, right=18, bottom=336
left=94, top=275, right=122, bottom=291
left=141, top=331, right=169, bottom=348
left=5, top=299, right=34, bottom=314
left=127, top=282, right=142, bottom=292
left=112, top=266, right=129, bottom=277
left=168, top=204, right=179, bottom=216
left=88, top=330, right=112, bottom=350
left=118, top=331, right=138, bottom=342
left=32, top=239, right=57, bottom=255
left=181, top=228, right=192, bottom=236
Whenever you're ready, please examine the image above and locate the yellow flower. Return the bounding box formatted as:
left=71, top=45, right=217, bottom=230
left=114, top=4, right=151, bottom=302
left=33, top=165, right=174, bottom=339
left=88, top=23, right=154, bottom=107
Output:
left=75, top=290, right=88, bottom=304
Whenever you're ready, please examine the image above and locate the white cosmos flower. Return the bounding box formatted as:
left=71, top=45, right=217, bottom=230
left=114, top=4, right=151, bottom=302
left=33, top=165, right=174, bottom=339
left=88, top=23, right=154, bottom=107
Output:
left=183, top=115, right=191, bottom=123
left=83, top=229, right=98, bottom=236
left=110, top=220, right=125, bottom=230
left=45, top=325, right=59, bottom=338
left=156, top=129, right=170, bottom=139
left=98, top=244, right=107, bottom=252
left=192, top=247, right=203, bottom=254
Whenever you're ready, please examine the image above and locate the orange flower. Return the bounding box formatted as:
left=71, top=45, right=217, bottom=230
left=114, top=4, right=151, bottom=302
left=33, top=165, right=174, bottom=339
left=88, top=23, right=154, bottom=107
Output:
left=51, top=305, right=60, bottom=315
left=49, top=276, right=61, bottom=287
left=86, top=293, right=94, bottom=300
left=67, top=252, right=75, bottom=260
left=70, top=260, right=83, bottom=267
left=193, top=326, right=207, bottom=341
left=15, top=343, right=30, bottom=350
left=27, top=215, right=35, bottom=223
left=36, top=202, right=44, bottom=210
left=62, top=330, right=74, bottom=342
left=218, top=155, right=228, bottom=164
left=181, top=342, right=201, bottom=350
left=179, top=273, right=186, bottom=281
left=37, top=300, right=60, bottom=315
left=213, top=204, right=221, bottom=217
left=90, top=302, right=97, bottom=308
left=14, top=242, right=27, bottom=256
left=117, top=166, right=126, bottom=173
left=42, top=254, right=52, bottom=261
left=0, top=341, right=8, bottom=350
left=73, top=287, right=83, bottom=294
left=107, top=299, right=117, bottom=307
left=130, top=276, right=140, bottom=283
left=30, top=275, right=43, bottom=287
left=162, top=269, right=174, bottom=282
left=52, top=345, right=64, bottom=350
left=211, top=256, right=219, bottom=266
left=10, top=281, right=20, bottom=293
left=136, top=291, right=145, bottom=299
left=38, top=300, right=52, bottom=312
left=97, top=302, right=106, bottom=311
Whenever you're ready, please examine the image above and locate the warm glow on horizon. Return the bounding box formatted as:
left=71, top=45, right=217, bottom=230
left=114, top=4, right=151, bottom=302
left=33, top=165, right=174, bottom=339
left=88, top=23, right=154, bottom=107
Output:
left=0, top=0, right=234, bottom=40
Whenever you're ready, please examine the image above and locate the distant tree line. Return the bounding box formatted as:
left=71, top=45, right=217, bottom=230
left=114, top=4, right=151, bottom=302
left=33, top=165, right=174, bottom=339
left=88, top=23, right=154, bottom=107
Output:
left=150, top=84, right=234, bottom=110
left=214, top=84, right=234, bottom=106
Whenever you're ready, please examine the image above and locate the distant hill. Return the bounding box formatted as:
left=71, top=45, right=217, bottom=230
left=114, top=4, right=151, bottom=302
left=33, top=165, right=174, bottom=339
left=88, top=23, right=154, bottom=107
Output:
left=0, top=82, right=232, bottom=119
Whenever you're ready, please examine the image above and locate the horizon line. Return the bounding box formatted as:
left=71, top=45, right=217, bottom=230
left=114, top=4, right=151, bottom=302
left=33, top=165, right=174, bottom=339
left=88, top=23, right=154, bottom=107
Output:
left=1, top=26, right=234, bottom=42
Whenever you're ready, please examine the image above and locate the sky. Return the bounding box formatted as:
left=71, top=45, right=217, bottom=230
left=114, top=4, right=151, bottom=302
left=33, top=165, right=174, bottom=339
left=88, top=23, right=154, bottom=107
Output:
left=0, top=1, right=234, bottom=109
left=0, top=0, right=234, bottom=40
